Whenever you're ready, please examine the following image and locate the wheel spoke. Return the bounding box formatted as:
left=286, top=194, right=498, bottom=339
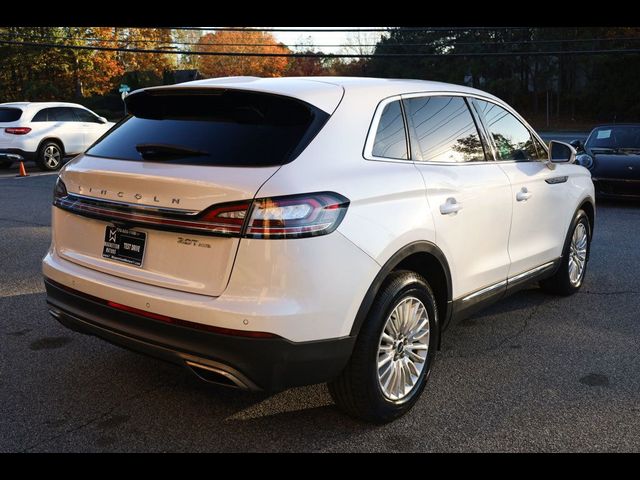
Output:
left=377, top=295, right=430, bottom=401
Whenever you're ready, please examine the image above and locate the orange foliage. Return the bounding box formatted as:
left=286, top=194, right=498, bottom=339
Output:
left=78, top=27, right=125, bottom=96
left=197, top=30, right=290, bottom=78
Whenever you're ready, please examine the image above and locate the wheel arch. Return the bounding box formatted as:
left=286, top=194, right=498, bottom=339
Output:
left=350, top=241, right=453, bottom=348
left=579, top=197, right=595, bottom=235
left=37, top=137, right=65, bottom=156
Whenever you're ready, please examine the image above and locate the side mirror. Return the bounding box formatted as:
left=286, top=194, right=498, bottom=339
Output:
left=569, top=139, right=583, bottom=151
left=98, top=116, right=108, bottom=124
left=548, top=140, right=576, bottom=164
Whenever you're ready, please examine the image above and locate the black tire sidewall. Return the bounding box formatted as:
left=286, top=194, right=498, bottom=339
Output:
left=37, top=142, right=63, bottom=171
left=364, top=273, right=439, bottom=417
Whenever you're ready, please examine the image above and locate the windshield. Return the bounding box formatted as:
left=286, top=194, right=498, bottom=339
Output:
left=586, top=126, right=640, bottom=151
left=0, top=107, right=23, bottom=122
left=86, top=89, right=329, bottom=167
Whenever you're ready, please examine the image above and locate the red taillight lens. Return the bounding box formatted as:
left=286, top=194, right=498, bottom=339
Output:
left=197, top=202, right=250, bottom=236
left=244, top=192, right=349, bottom=239
left=5, top=127, right=31, bottom=135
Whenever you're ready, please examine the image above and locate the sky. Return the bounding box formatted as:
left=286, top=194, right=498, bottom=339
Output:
left=272, top=27, right=384, bottom=54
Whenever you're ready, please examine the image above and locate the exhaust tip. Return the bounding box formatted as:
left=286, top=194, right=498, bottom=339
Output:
left=185, top=361, right=251, bottom=390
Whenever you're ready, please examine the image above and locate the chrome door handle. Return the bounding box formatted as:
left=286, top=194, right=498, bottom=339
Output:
left=440, top=197, right=462, bottom=215
left=516, top=188, right=532, bottom=202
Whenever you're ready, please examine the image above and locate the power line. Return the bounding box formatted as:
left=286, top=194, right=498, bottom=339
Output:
left=166, top=26, right=535, bottom=33
left=2, top=39, right=640, bottom=57
left=2, top=32, right=640, bottom=51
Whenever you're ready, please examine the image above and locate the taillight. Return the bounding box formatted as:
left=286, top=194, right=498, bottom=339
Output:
left=54, top=185, right=349, bottom=239
left=5, top=127, right=31, bottom=135
left=244, top=192, right=349, bottom=239
left=53, top=177, right=67, bottom=203
left=197, top=202, right=251, bottom=236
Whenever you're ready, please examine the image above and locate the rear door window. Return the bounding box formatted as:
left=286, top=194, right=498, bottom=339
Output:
left=403, top=96, right=486, bottom=163
left=48, top=107, right=77, bottom=122
left=86, top=89, right=329, bottom=167
left=0, top=107, right=23, bottom=122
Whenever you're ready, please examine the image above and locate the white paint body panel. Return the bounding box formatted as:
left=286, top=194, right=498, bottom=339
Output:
left=497, top=161, right=591, bottom=277
left=415, top=163, right=512, bottom=299
left=43, top=76, right=595, bottom=344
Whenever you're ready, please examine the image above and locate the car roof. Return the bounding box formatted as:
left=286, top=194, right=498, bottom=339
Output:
left=133, top=76, right=505, bottom=113
left=0, top=101, right=89, bottom=111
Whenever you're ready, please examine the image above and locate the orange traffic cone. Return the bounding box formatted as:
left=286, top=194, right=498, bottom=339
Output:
left=17, top=161, right=29, bottom=177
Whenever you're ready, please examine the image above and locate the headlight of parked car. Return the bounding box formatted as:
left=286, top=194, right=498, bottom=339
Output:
left=576, top=154, right=593, bottom=169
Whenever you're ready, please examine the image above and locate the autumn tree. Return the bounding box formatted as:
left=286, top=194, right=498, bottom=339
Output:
left=286, top=51, right=330, bottom=76
left=197, top=30, right=290, bottom=78
left=119, top=28, right=176, bottom=75
left=173, top=28, right=202, bottom=69
left=0, top=27, right=123, bottom=101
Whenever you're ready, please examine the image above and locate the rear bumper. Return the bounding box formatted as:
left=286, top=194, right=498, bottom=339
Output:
left=0, top=148, right=35, bottom=162
left=593, top=177, right=640, bottom=199
left=44, top=277, right=355, bottom=391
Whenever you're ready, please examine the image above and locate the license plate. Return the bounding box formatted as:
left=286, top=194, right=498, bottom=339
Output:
left=102, top=226, right=146, bottom=267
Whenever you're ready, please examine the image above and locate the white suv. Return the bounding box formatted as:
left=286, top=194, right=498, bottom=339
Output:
left=0, top=102, right=114, bottom=171
left=43, top=77, right=595, bottom=423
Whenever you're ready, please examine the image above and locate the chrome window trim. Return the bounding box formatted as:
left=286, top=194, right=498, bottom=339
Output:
left=468, top=95, right=549, bottom=163
left=364, top=90, right=548, bottom=166
left=363, top=95, right=412, bottom=163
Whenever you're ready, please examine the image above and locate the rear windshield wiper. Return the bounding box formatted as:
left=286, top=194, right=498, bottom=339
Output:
left=135, top=143, right=209, bottom=159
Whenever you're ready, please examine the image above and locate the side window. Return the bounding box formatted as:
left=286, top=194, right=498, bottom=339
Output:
left=32, top=109, right=50, bottom=122
left=403, top=96, right=486, bottom=163
left=73, top=108, right=101, bottom=123
left=371, top=100, right=408, bottom=160
left=473, top=99, right=543, bottom=161
left=48, top=107, right=76, bottom=122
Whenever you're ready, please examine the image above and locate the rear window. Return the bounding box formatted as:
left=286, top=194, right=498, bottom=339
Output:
left=86, top=89, right=329, bottom=167
left=0, top=107, right=22, bottom=122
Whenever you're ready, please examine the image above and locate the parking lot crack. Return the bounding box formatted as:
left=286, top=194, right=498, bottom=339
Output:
left=21, top=379, right=179, bottom=452
left=578, top=290, right=640, bottom=296
left=484, top=303, right=540, bottom=353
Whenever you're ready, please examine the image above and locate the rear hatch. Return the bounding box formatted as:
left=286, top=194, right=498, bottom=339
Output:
left=0, top=106, right=24, bottom=148
left=53, top=86, right=339, bottom=296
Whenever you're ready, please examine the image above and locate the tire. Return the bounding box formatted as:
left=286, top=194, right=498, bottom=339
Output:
left=36, top=141, right=63, bottom=171
left=0, top=161, right=12, bottom=169
left=328, top=270, right=439, bottom=423
left=540, top=209, right=591, bottom=296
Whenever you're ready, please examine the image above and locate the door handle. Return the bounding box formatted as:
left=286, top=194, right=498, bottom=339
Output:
left=516, top=188, right=532, bottom=202
left=440, top=197, right=462, bottom=215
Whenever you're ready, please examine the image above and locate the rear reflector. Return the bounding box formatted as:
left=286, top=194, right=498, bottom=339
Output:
left=105, top=300, right=277, bottom=338
left=46, top=278, right=278, bottom=339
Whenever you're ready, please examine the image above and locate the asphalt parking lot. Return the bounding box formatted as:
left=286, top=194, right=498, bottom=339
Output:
left=1, top=172, right=639, bottom=452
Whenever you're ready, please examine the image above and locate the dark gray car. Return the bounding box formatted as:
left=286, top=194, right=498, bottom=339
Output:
left=573, top=124, right=640, bottom=199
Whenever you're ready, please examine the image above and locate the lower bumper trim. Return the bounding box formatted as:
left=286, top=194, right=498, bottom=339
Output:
left=44, top=277, right=356, bottom=392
